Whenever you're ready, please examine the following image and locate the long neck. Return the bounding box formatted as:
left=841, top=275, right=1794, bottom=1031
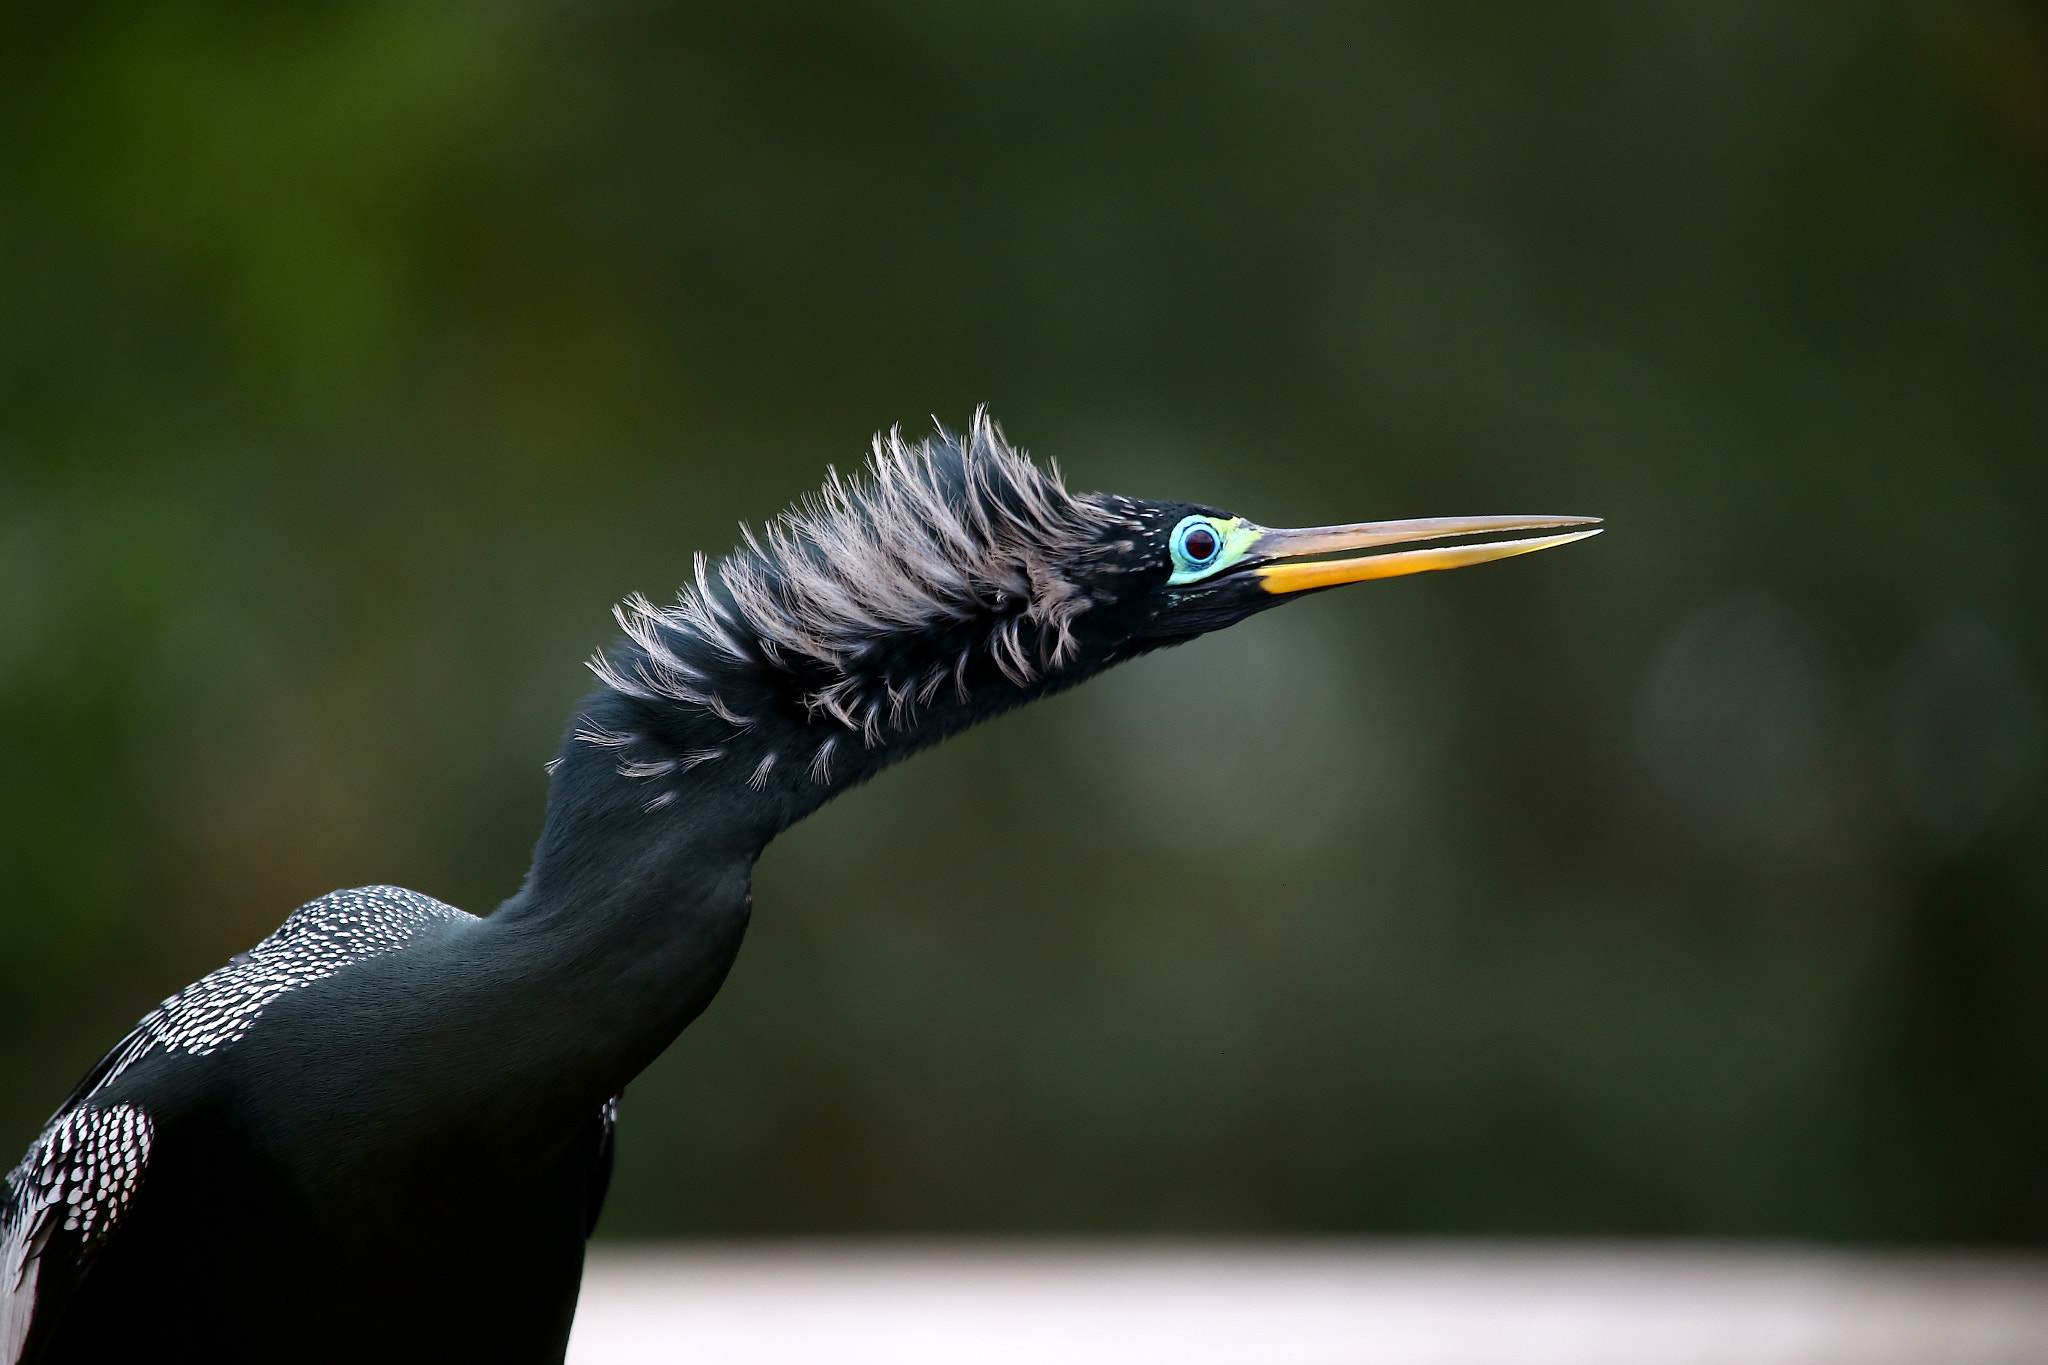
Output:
left=467, top=605, right=1071, bottom=1108
left=472, top=693, right=804, bottom=1102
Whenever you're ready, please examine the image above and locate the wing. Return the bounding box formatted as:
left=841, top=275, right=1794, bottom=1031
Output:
left=92, top=885, right=475, bottom=1094
left=1, top=1104, right=153, bottom=1365
left=1, top=885, right=476, bottom=1363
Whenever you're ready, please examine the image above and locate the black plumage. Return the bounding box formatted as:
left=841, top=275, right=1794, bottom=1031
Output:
left=1, top=412, right=1595, bottom=1362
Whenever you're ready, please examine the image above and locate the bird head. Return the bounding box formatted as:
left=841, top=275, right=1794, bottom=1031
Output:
left=571, top=410, right=1597, bottom=831
left=1065, top=495, right=1601, bottom=651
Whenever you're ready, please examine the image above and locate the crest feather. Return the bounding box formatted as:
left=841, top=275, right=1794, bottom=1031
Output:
left=591, top=410, right=1113, bottom=743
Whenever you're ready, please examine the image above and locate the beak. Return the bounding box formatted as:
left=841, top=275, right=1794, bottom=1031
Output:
left=1248, top=514, right=1602, bottom=595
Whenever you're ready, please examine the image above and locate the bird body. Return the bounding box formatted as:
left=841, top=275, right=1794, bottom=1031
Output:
left=1, top=412, right=1597, bottom=1361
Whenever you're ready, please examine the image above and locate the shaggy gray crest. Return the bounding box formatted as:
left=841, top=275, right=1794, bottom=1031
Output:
left=589, top=409, right=1120, bottom=744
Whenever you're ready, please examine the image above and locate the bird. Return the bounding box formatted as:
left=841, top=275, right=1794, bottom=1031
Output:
left=1, top=410, right=1597, bottom=1363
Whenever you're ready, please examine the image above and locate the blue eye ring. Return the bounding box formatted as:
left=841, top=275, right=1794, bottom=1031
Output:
left=1171, top=516, right=1224, bottom=571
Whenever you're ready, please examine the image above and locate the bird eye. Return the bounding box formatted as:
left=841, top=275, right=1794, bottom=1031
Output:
left=1167, top=514, right=1251, bottom=584
left=1172, top=517, right=1222, bottom=569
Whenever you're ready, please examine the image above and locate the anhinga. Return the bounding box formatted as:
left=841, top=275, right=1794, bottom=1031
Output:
left=1, top=412, right=1597, bottom=1362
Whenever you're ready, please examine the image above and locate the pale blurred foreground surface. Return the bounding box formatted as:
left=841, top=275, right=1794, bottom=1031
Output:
left=567, top=1242, right=2048, bottom=1365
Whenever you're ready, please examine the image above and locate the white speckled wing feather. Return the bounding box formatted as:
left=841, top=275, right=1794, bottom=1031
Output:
left=0, top=885, right=474, bottom=1363
left=1, top=1105, right=153, bottom=1365
left=94, top=884, right=474, bottom=1094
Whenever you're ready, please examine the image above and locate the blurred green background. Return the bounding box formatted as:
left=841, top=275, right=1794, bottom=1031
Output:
left=3, top=0, right=2046, bottom=1242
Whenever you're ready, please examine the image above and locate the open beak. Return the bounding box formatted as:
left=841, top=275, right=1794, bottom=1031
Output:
left=1248, top=514, right=1602, bottom=595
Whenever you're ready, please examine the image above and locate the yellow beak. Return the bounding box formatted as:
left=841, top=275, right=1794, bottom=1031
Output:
left=1250, top=514, right=1602, bottom=594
